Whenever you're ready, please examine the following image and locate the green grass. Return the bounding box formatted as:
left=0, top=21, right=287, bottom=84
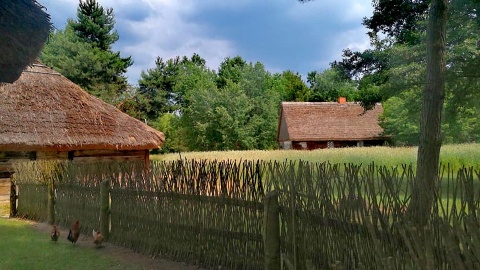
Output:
left=155, top=143, right=480, bottom=171
left=0, top=218, right=120, bottom=270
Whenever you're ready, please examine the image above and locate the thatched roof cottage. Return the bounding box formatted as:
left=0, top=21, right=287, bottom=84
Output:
left=277, top=98, right=389, bottom=150
left=0, top=62, right=165, bottom=177
left=0, top=0, right=51, bottom=83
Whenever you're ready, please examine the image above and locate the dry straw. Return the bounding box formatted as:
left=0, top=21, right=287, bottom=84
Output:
left=0, top=0, right=51, bottom=83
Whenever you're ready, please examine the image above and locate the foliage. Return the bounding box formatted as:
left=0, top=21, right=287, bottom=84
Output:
left=363, top=0, right=430, bottom=44
left=377, top=0, right=480, bottom=145
left=139, top=55, right=282, bottom=152
left=137, top=54, right=210, bottom=119
left=137, top=56, right=182, bottom=119
left=307, top=68, right=358, bottom=102
left=181, top=73, right=271, bottom=150
left=216, top=55, right=247, bottom=89
left=277, top=70, right=310, bottom=101
left=153, top=113, right=188, bottom=153
left=330, top=0, right=479, bottom=146
left=40, top=0, right=132, bottom=104
left=70, top=0, right=118, bottom=50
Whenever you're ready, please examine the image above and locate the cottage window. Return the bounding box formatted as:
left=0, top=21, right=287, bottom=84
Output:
left=327, top=141, right=334, bottom=148
left=299, top=142, right=307, bottom=149
left=280, top=141, right=292, bottom=150
left=357, top=141, right=364, bottom=147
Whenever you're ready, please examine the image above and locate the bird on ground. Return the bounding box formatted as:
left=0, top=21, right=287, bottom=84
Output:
left=67, top=220, right=80, bottom=244
left=51, top=225, right=60, bottom=242
left=92, top=229, right=104, bottom=247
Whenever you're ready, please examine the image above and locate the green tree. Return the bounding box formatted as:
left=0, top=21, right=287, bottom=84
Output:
left=308, top=68, right=357, bottom=102
left=71, top=0, right=117, bottom=50
left=41, top=27, right=101, bottom=90
left=239, top=62, right=281, bottom=149
left=41, top=0, right=132, bottom=104
left=153, top=113, right=188, bottom=153
left=181, top=61, right=279, bottom=151
left=137, top=56, right=182, bottom=120
left=137, top=53, right=219, bottom=151
left=137, top=54, right=210, bottom=120
left=407, top=0, right=448, bottom=225
left=277, top=70, right=310, bottom=101
left=363, top=0, right=430, bottom=44
left=300, top=0, right=449, bottom=225
left=216, top=56, right=247, bottom=89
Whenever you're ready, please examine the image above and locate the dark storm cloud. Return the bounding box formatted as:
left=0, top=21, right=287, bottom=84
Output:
left=38, top=0, right=373, bottom=84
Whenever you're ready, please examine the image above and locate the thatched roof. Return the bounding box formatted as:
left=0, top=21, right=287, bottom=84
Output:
left=0, top=62, right=165, bottom=151
left=278, top=102, right=387, bottom=142
left=0, top=0, right=51, bottom=83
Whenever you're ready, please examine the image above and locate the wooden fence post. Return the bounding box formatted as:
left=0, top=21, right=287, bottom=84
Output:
left=9, top=181, right=17, bottom=217
left=47, top=179, right=55, bottom=224
left=100, top=180, right=110, bottom=240
left=264, top=190, right=280, bottom=270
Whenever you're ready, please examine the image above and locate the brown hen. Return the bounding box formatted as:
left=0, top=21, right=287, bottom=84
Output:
left=67, top=220, right=80, bottom=244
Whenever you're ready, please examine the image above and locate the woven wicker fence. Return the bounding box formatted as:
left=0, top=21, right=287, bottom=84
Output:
left=11, top=159, right=480, bottom=270
left=104, top=160, right=264, bottom=269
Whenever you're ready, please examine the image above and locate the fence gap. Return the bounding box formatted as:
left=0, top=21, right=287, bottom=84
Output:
left=9, top=180, right=17, bottom=217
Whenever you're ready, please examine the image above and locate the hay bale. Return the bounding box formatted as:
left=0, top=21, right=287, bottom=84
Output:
left=0, top=0, right=51, bottom=83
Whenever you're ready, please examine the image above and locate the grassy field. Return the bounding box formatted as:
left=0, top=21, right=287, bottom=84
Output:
left=154, top=143, right=480, bottom=171
left=0, top=218, right=121, bottom=270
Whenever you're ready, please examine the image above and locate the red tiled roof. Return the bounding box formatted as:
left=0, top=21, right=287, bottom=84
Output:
left=278, top=102, right=386, bottom=142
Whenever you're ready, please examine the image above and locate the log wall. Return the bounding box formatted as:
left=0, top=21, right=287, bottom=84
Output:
left=0, top=149, right=149, bottom=177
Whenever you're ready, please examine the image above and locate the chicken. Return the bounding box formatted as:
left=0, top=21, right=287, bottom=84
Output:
left=51, top=225, right=60, bottom=242
left=92, top=229, right=104, bottom=247
left=67, top=220, right=80, bottom=244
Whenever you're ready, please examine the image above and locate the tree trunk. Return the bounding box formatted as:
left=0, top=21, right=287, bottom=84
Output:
left=408, top=0, right=448, bottom=226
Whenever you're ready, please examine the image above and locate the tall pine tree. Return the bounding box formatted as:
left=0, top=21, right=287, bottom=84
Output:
left=71, top=0, right=118, bottom=50
left=41, top=0, right=132, bottom=104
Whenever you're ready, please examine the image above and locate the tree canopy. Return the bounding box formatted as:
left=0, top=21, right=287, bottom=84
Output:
left=41, top=0, right=132, bottom=104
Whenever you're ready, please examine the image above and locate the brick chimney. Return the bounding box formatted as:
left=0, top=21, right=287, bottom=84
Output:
left=338, top=96, right=346, bottom=104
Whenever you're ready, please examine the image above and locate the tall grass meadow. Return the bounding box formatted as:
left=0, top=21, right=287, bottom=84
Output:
left=155, top=143, right=480, bottom=171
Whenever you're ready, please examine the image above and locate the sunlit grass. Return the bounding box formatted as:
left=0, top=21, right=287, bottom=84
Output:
left=154, top=143, right=480, bottom=171
left=0, top=218, right=119, bottom=270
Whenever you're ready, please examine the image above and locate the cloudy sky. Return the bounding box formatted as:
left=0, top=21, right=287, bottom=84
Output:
left=38, top=0, right=374, bottom=85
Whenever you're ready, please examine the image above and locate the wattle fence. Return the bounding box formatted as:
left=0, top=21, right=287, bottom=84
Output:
left=11, top=159, right=480, bottom=269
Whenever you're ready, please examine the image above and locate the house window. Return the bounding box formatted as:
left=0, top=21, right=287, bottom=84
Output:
left=357, top=141, right=364, bottom=147
left=327, top=141, right=334, bottom=148
left=282, top=141, right=292, bottom=149
left=299, top=142, right=307, bottom=149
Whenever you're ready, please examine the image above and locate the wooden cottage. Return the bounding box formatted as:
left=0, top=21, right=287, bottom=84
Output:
left=0, top=62, right=165, bottom=178
left=277, top=98, right=388, bottom=150
left=0, top=0, right=50, bottom=83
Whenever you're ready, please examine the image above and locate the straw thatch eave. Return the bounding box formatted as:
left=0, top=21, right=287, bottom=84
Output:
left=0, top=62, right=165, bottom=152
left=0, top=0, right=51, bottom=83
